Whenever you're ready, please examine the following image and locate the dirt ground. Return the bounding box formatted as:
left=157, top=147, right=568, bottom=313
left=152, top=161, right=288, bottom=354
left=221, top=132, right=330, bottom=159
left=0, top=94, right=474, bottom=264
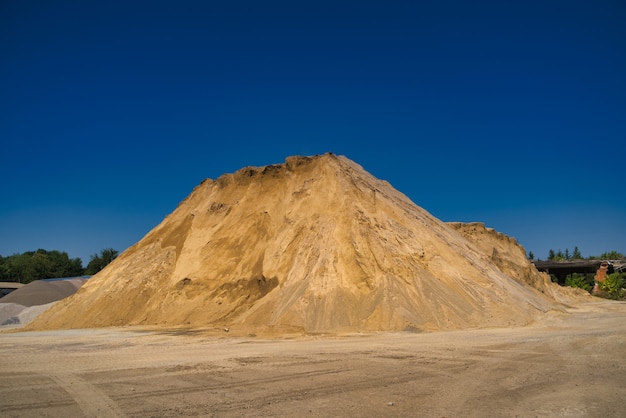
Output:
left=1, top=301, right=625, bottom=417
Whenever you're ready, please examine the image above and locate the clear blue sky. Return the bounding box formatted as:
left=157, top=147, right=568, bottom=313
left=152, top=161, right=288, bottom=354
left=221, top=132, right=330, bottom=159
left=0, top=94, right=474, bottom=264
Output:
left=1, top=0, right=624, bottom=264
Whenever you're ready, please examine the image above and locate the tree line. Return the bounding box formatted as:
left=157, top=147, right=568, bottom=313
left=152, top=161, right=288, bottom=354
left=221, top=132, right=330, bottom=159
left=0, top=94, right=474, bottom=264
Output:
left=0, top=248, right=118, bottom=284
left=528, top=247, right=624, bottom=262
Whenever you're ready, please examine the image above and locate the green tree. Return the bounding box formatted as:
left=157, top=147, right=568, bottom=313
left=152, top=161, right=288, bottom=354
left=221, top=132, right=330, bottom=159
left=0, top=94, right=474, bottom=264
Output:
left=0, top=249, right=84, bottom=283
left=31, top=251, right=54, bottom=280
left=548, top=249, right=556, bottom=261
left=45, top=250, right=83, bottom=278
left=85, top=248, right=119, bottom=275
left=599, top=251, right=624, bottom=260
left=572, top=246, right=582, bottom=259
left=528, top=251, right=534, bottom=260
left=564, top=248, right=570, bottom=260
left=0, top=254, right=7, bottom=281
left=3, top=253, right=35, bottom=283
left=556, top=250, right=564, bottom=261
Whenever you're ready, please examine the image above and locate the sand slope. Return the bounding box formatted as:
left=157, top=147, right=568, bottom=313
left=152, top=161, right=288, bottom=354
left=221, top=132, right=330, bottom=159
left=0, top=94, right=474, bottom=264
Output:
left=28, top=154, right=581, bottom=333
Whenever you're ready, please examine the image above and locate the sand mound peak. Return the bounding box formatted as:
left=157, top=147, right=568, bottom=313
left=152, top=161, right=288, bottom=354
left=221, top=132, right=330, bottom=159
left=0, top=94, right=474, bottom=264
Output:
left=28, top=153, right=576, bottom=334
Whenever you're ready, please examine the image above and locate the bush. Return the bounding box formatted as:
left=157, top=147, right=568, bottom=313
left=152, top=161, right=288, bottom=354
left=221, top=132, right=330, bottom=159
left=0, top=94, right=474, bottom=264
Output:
left=597, top=273, right=625, bottom=300
left=565, top=273, right=592, bottom=292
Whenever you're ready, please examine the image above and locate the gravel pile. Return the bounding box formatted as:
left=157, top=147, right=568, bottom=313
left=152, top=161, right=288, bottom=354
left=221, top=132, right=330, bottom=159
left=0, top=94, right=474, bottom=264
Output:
left=0, top=278, right=87, bottom=329
left=1, top=278, right=86, bottom=307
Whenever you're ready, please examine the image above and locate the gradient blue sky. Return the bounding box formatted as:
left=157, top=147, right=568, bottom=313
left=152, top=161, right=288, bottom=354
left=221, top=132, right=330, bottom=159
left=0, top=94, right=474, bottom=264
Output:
left=1, top=0, right=625, bottom=265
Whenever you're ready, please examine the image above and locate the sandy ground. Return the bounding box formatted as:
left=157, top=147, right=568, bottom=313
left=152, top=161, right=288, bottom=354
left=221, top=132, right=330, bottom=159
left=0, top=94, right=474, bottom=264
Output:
left=1, top=301, right=625, bottom=418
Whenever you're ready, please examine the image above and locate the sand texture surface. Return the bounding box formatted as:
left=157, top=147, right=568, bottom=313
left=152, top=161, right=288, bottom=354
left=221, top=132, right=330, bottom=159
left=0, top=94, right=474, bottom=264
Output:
left=27, top=154, right=586, bottom=334
left=2, top=301, right=625, bottom=417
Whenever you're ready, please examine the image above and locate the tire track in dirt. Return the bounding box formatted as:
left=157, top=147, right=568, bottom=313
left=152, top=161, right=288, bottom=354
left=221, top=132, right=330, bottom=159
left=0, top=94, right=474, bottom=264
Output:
left=438, top=341, right=570, bottom=417
left=0, top=372, right=76, bottom=415
left=105, top=353, right=463, bottom=416
left=204, top=368, right=430, bottom=415
left=111, top=366, right=352, bottom=402
left=51, top=373, right=126, bottom=418
left=0, top=400, right=77, bottom=414
left=0, top=384, right=75, bottom=416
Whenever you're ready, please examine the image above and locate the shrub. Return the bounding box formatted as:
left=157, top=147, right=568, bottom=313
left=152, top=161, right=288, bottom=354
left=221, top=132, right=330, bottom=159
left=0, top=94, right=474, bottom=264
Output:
left=597, top=273, right=625, bottom=299
left=565, top=273, right=592, bottom=292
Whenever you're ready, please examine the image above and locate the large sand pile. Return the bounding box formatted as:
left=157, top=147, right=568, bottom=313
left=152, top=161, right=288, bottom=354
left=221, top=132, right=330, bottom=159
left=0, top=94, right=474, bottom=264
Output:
left=28, top=154, right=581, bottom=333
